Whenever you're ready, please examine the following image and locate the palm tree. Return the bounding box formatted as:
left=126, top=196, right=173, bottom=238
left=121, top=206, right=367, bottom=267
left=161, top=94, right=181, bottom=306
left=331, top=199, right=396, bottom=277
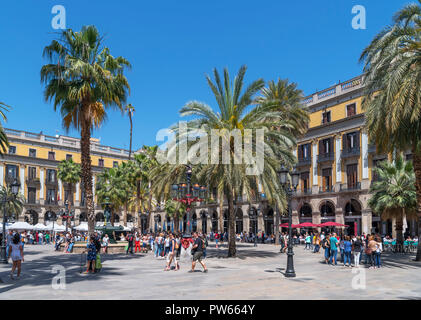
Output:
left=172, top=65, right=298, bottom=257
left=0, top=102, right=10, bottom=155
left=256, top=78, right=308, bottom=244
left=369, top=155, right=417, bottom=250
left=125, top=104, right=135, bottom=160
left=96, top=166, right=131, bottom=225
left=359, top=1, right=421, bottom=259
left=41, top=25, right=131, bottom=235
left=0, top=186, right=25, bottom=222
left=57, top=159, right=81, bottom=203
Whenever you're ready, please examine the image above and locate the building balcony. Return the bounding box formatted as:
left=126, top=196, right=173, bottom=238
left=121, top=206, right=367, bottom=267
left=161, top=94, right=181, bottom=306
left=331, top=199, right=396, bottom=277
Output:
left=319, top=186, right=334, bottom=194
left=317, top=152, right=335, bottom=163
left=45, top=199, right=58, bottom=205
left=297, top=157, right=312, bottom=167
left=5, top=175, right=19, bottom=185
left=45, top=179, right=58, bottom=187
left=26, top=177, right=41, bottom=187
left=25, top=199, right=40, bottom=205
left=340, top=182, right=361, bottom=192
left=341, top=147, right=360, bottom=158
left=294, top=189, right=312, bottom=197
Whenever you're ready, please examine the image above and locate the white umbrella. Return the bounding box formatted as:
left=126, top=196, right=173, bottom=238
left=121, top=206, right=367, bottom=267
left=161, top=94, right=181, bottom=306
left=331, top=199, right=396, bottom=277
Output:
left=8, top=221, right=34, bottom=230
left=74, top=223, right=88, bottom=232
left=44, top=223, right=55, bottom=231
left=53, top=224, right=66, bottom=232
left=33, top=223, right=48, bottom=231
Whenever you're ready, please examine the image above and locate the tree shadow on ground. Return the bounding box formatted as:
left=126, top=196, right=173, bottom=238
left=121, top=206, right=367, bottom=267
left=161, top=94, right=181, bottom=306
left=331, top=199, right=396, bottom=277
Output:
left=0, top=251, right=146, bottom=294
left=205, top=247, right=279, bottom=260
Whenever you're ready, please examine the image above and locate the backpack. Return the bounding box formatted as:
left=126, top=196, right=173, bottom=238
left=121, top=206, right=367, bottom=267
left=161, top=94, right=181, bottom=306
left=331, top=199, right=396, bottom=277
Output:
left=94, top=239, right=101, bottom=252
left=202, top=238, right=207, bottom=249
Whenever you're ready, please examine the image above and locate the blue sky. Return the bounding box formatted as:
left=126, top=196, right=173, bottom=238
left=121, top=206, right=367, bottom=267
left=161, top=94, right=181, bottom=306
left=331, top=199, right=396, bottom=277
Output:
left=0, top=0, right=412, bottom=150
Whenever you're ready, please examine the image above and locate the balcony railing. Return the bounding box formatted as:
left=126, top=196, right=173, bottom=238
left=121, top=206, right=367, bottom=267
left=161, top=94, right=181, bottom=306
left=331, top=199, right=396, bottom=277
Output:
left=340, top=182, right=361, bottom=192
left=26, top=177, right=40, bottom=187
left=297, top=157, right=312, bottom=167
left=45, top=199, right=58, bottom=205
left=5, top=175, right=19, bottom=184
left=26, top=199, right=40, bottom=205
left=341, top=147, right=360, bottom=158
left=319, top=187, right=334, bottom=194
left=294, top=189, right=312, bottom=197
left=317, top=152, right=335, bottom=163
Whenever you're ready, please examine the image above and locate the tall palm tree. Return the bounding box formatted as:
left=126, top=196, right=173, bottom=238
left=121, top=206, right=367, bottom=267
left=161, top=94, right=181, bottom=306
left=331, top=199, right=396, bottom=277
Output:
left=359, top=1, right=421, bottom=259
left=57, top=158, right=81, bottom=203
left=96, top=166, right=131, bottom=225
left=41, top=25, right=131, bottom=235
left=125, top=104, right=135, bottom=160
left=172, top=65, right=298, bottom=257
left=369, top=155, right=417, bottom=249
left=256, top=78, right=308, bottom=244
left=0, top=185, right=25, bottom=222
left=0, top=102, right=10, bottom=155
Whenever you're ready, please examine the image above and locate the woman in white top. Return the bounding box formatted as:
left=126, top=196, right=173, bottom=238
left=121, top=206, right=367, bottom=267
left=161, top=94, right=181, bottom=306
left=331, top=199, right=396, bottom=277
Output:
left=8, top=233, right=24, bottom=279
left=102, top=234, right=109, bottom=254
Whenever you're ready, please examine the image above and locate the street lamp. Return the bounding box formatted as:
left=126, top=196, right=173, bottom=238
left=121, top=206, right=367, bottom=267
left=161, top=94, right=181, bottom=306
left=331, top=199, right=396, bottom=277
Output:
left=171, top=165, right=206, bottom=238
left=1, top=179, right=21, bottom=264
left=279, top=167, right=299, bottom=278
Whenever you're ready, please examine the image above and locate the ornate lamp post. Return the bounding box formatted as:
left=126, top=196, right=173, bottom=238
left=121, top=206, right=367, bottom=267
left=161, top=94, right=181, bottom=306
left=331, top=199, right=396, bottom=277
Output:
left=279, top=168, right=299, bottom=278
left=171, top=165, right=206, bottom=238
left=60, top=199, right=74, bottom=233
left=1, top=179, right=21, bottom=264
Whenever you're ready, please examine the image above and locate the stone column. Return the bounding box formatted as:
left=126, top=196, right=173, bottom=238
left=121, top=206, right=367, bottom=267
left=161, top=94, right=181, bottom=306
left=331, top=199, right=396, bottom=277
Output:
left=0, top=164, right=4, bottom=187
left=242, top=205, right=250, bottom=233
left=58, top=179, right=63, bottom=204
left=312, top=143, right=318, bottom=191
left=335, top=136, right=342, bottom=187
left=40, top=168, right=45, bottom=202
left=20, top=166, right=25, bottom=197
left=75, top=182, right=80, bottom=207
left=362, top=133, right=369, bottom=180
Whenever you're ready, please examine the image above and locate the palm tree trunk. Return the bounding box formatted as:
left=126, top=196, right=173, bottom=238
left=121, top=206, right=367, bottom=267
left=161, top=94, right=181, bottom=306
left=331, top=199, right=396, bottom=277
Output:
left=275, top=203, right=280, bottom=245
left=396, top=212, right=404, bottom=253
left=227, top=191, right=236, bottom=257
left=219, top=192, right=224, bottom=233
left=128, top=113, right=133, bottom=160
left=81, top=118, right=95, bottom=236
left=413, top=149, right=421, bottom=260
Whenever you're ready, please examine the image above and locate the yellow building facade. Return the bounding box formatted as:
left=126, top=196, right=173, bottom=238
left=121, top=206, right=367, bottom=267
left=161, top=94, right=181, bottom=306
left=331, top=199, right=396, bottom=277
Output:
left=1, top=128, right=136, bottom=227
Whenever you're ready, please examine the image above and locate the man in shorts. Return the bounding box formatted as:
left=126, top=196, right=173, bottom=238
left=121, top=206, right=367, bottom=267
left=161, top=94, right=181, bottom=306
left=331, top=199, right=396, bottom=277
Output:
left=189, top=232, right=208, bottom=273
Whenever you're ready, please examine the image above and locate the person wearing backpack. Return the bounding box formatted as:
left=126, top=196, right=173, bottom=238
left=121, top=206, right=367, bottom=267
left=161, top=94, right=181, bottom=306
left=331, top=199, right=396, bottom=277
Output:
left=189, top=232, right=208, bottom=273
left=126, top=232, right=134, bottom=255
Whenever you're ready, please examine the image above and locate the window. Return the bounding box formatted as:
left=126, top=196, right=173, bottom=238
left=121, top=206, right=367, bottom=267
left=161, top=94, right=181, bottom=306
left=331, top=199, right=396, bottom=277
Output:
left=8, top=146, right=16, bottom=154
left=28, top=167, right=36, bottom=180
left=347, top=103, right=356, bottom=117
left=298, top=144, right=311, bottom=160
left=98, top=159, right=104, bottom=167
left=6, top=165, right=18, bottom=180
left=322, top=111, right=331, bottom=124
left=29, top=148, right=37, bottom=158
left=322, top=168, right=332, bottom=192
left=343, top=131, right=360, bottom=151
left=27, top=187, right=36, bottom=204
left=48, top=151, right=55, bottom=160
left=47, top=189, right=56, bottom=204
left=113, top=161, right=118, bottom=168
left=66, top=154, right=73, bottom=161
left=347, top=164, right=358, bottom=189
left=319, top=138, right=333, bottom=155
left=46, top=169, right=56, bottom=183
left=300, top=172, right=310, bottom=193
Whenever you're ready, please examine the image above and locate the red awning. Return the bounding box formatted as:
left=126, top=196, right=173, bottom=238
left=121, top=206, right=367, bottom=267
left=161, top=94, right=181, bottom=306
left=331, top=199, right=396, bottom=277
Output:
left=296, top=222, right=319, bottom=228
left=279, top=223, right=301, bottom=228
left=318, top=222, right=349, bottom=227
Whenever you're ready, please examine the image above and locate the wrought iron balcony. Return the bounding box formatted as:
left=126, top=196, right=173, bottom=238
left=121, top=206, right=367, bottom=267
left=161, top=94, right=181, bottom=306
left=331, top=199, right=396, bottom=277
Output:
left=26, top=199, right=40, bottom=205
left=340, top=182, right=361, bottom=192
left=5, top=175, right=19, bottom=185
left=341, top=147, right=360, bottom=158
left=297, top=157, right=312, bottom=167
left=26, top=177, right=40, bottom=187
left=317, top=152, right=335, bottom=163
left=319, top=186, right=334, bottom=194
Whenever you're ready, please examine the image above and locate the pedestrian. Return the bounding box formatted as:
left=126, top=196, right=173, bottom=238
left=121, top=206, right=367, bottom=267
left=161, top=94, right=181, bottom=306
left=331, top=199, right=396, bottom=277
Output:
left=215, top=232, right=219, bottom=249
left=343, top=236, right=352, bottom=267
left=322, top=234, right=330, bottom=264
left=134, top=232, right=141, bottom=253
left=85, top=236, right=97, bottom=273
left=6, top=230, right=13, bottom=258
left=313, top=234, right=321, bottom=253
left=8, top=233, right=24, bottom=280
left=126, top=232, right=134, bottom=255
left=304, top=233, right=311, bottom=250
left=366, top=235, right=377, bottom=269
left=102, top=234, right=109, bottom=254
left=374, top=235, right=383, bottom=268
left=164, top=233, right=179, bottom=271
left=353, top=236, right=363, bottom=267
left=188, top=232, right=208, bottom=273
left=329, top=233, right=339, bottom=266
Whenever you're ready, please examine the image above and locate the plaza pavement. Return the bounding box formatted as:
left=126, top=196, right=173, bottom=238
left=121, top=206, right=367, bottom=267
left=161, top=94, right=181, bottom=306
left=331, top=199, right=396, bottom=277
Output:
left=0, top=242, right=420, bottom=300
